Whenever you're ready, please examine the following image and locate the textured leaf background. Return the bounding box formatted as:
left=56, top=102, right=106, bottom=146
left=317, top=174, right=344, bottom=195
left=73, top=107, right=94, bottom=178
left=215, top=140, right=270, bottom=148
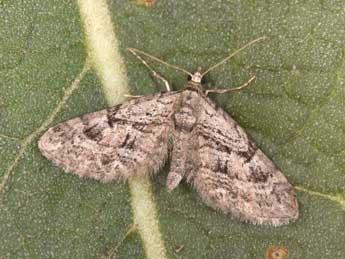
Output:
left=1, top=0, right=344, bottom=258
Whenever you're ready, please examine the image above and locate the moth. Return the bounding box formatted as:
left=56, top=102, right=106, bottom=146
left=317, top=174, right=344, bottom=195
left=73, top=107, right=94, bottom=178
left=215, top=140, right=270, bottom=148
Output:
left=38, top=38, right=298, bottom=225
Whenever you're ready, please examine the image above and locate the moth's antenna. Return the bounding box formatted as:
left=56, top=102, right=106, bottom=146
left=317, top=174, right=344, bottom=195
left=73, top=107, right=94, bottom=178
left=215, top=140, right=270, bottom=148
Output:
left=202, top=36, right=268, bottom=77
left=127, top=48, right=193, bottom=77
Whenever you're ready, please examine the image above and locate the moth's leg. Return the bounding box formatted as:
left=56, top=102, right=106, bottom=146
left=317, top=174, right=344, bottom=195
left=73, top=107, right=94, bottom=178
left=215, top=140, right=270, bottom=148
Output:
left=128, top=48, right=171, bottom=91
left=124, top=94, right=143, bottom=99
left=205, top=75, right=256, bottom=95
left=152, top=71, right=171, bottom=92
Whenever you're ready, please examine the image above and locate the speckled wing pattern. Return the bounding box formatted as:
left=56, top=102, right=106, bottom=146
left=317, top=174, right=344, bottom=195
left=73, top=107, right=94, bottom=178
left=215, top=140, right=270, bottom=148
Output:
left=185, top=92, right=299, bottom=225
left=39, top=87, right=298, bottom=225
left=39, top=92, right=180, bottom=182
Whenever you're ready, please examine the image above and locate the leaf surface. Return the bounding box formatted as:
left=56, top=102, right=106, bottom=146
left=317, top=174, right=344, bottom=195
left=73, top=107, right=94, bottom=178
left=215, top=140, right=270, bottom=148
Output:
left=1, top=1, right=344, bottom=258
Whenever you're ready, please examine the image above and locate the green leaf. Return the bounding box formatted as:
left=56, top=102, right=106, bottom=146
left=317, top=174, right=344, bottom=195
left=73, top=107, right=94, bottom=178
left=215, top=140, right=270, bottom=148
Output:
left=1, top=1, right=344, bottom=259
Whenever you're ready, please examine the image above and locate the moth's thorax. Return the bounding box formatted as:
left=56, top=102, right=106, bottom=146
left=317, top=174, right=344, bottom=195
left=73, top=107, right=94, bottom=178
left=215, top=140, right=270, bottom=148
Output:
left=186, top=81, right=203, bottom=93
left=174, top=90, right=200, bottom=132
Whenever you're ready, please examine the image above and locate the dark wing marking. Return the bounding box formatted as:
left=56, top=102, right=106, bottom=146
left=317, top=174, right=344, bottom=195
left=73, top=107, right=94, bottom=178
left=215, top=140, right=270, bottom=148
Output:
left=39, top=91, right=180, bottom=182
left=188, top=95, right=298, bottom=225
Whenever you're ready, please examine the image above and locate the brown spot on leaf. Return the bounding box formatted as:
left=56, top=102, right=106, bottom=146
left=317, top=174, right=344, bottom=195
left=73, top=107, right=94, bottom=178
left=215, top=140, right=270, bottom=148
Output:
left=266, top=246, right=288, bottom=259
left=136, top=0, right=156, bottom=6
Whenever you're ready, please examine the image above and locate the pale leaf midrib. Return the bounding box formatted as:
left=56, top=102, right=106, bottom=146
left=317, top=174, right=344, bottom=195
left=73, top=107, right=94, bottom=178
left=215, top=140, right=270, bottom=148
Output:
left=77, top=1, right=167, bottom=259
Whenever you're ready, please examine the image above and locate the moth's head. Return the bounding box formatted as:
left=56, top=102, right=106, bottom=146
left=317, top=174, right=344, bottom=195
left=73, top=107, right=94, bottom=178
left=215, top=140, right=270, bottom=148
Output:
left=189, top=67, right=203, bottom=84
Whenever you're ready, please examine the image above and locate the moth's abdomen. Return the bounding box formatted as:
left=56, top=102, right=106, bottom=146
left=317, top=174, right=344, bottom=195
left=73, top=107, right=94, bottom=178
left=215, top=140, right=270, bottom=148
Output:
left=167, top=90, right=200, bottom=190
